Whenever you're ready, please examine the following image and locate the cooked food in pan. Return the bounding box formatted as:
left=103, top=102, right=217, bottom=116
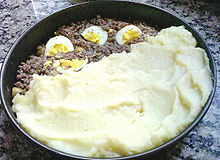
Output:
left=12, top=16, right=212, bottom=158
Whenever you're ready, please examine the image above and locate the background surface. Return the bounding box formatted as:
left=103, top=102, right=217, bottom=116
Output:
left=0, top=0, right=219, bottom=159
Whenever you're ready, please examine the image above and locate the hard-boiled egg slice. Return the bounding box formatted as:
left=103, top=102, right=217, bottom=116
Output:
left=54, top=59, right=88, bottom=73
left=116, top=25, right=142, bottom=45
left=45, top=36, right=74, bottom=57
left=81, top=26, right=108, bottom=45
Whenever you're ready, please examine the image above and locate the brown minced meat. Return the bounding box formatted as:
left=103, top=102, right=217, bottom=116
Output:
left=15, top=15, right=159, bottom=93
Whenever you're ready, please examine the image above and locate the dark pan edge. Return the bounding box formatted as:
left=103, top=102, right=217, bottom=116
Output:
left=0, top=1, right=217, bottom=160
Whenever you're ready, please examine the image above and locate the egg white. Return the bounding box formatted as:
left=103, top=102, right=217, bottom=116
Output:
left=81, top=26, right=108, bottom=45
left=56, top=59, right=88, bottom=73
left=116, top=25, right=142, bottom=45
left=45, top=36, right=74, bottom=57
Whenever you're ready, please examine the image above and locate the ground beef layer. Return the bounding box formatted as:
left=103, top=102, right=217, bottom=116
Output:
left=14, top=15, right=159, bottom=93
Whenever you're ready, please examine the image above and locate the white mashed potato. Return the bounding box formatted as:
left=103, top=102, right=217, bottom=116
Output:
left=12, top=26, right=212, bottom=158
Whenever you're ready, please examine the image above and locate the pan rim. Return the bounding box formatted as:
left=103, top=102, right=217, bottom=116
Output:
left=0, top=0, right=217, bottom=159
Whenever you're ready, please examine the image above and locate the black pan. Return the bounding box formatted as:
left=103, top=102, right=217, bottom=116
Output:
left=0, top=1, right=217, bottom=159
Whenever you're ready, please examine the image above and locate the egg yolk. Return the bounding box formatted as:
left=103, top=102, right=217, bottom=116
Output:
left=59, top=59, right=86, bottom=70
left=44, top=59, right=86, bottom=71
left=47, top=44, right=69, bottom=56
left=109, top=29, right=113, bottom=33
left=83, top=32, right=100, bottom=44
left=122, top=29, right=140, bottom=44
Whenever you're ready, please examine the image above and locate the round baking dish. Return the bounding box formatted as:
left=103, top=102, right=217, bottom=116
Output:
left=0, top=1, right=217, bottom=159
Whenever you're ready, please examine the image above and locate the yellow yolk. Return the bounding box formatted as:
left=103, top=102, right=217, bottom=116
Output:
left=44, top=59, right=87, bottom=72
left=59, top=59, right=87, bottom=70
left=109, top=29, right=113, bottom=33
left=83, top=32, right=100, bottom=43
left=122, top=29, right=140, bottom=44
left=47, top=44, right=69, bottom=56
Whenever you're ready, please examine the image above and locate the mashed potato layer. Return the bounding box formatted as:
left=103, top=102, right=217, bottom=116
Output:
left=12, top=26, right=212, bottom=158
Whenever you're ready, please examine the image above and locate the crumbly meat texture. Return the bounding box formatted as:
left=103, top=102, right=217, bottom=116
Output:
left=14, top=15, right=159, bottom=93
